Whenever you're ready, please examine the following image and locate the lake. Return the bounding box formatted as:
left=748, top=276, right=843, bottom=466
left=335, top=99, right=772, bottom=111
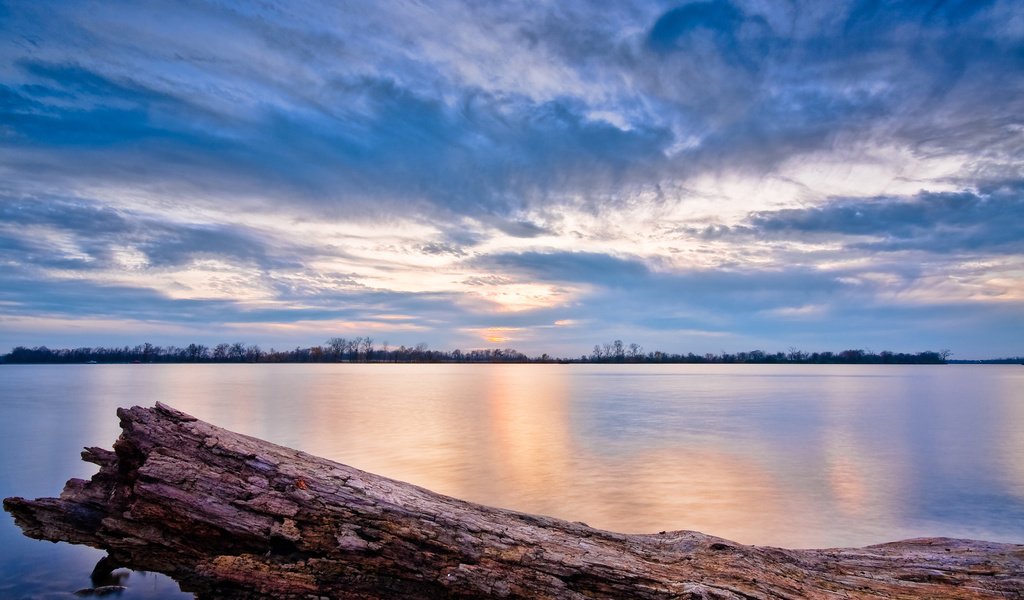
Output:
left=1, top=363, right=1022, bottom=598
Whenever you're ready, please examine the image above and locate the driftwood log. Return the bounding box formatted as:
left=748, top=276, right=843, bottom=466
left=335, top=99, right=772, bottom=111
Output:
left=5, top=403, right=1023, bottom=599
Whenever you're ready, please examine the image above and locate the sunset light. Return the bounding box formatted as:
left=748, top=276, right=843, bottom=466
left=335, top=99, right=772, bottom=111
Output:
left=1, top=3, right=1023, bottom=597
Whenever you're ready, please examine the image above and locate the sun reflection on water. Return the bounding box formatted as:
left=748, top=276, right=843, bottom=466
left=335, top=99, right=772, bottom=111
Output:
left=6, top=363, right=1023, bottom=555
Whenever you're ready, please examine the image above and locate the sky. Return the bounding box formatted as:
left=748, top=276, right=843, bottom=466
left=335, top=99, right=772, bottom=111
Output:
left=0, top=0, right=1022, bottom=359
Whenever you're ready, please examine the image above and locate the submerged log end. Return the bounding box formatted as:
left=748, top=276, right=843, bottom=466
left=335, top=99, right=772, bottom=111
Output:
left=5, top=404, right=1024, bottom=599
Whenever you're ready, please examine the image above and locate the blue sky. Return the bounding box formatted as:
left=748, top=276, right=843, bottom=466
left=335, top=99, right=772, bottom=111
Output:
left=1, top=0, right=1022, bottom=358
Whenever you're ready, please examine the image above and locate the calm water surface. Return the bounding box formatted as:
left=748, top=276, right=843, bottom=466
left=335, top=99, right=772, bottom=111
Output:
left=1, top=363, right=1022, bottom=598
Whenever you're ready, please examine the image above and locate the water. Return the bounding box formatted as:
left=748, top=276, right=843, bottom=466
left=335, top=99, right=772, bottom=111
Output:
left=1, top=363, right=1022, bottom=597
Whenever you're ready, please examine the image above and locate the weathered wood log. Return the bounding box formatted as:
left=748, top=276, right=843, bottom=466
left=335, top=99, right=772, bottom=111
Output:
left=4, top=403, right=1023, bottom=599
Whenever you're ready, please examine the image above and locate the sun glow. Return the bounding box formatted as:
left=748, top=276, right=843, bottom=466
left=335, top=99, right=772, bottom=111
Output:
left=472, top=282, right=572, bottom=312
left=468, top=327, right=524, bottom=344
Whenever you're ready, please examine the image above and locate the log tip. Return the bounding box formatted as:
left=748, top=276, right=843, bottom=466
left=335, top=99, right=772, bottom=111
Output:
left=115, top=402, right=198, bottom=424
left=3, top=496, right=25, bottom=512
left=153, top=402, right=198, bottom=422
left=3, top=496, right=42, bottom=530
left=3, top=497, right=28, bottom=533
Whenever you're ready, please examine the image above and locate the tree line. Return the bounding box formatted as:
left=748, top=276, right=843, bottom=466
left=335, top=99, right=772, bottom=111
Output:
left=0, top=337, right=527, bottom=364
left=0, top=337, right=959, bottom=365
left=585, top=341, right=952, bottom=364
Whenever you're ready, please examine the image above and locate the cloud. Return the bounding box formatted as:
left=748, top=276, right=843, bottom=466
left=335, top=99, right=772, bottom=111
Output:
left=0, top=253, right=471, bottom=332
left=0, top=193, right=304, bottom=270
left=493, top=220, right=552, bottom=238
left=2, top=55, right=673, bottom=220
left=475, top=250, right=855, bottom=312
left=3, top=0, right=1021, bottom=219
left=647, top=0, right=771, bottom=72
left=634, top=0, right=1023, bottom=181
left=744, top=184, right=1024, bottom=254
left=418, top=242, right=466, bottom=257
left=1, top=0, right=1022, bottom=357
left=474, top=251, right=650, bottom=286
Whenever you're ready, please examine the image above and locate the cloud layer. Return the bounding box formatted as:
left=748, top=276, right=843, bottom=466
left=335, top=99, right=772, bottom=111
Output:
left=1, top=0, right=1022, bottom=357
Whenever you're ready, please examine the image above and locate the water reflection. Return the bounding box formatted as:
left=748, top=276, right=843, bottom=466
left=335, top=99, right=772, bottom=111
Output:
left=995, top=370, right=1024, bottom=501
left=482, top=366, right=574, bottom=515
left=2, top=364, right=1023, bottom=597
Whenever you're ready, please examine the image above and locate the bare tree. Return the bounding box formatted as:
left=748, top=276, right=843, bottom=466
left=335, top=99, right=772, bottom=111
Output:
left=244, top=345, right=262, bottom=363
left=326, top=337, right=347, bottom=361
left=185, top=343, right=208, bottom=362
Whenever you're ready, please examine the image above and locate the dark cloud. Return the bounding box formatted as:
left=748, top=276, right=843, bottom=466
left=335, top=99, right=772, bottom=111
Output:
left=0, top=194, right=303, bottom=270
left=461, top=274, right=513, bottom=287
left=647, top=0, right=771, bottom=72
left=649, top=1, right=746, bottom=49
left=745, top=185, right=1024, bottom=254
left=493, top=220, right=552, bottom=238
left=419, top=242, right=466, bottom=257
left=474, top=251, right=650, bottom=286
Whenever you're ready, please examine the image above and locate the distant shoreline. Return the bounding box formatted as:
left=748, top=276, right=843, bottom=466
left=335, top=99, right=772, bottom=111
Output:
left=4, top=342, right=1017, bottom=365
left=3, top=360, right=1020, bottom=365
left=4, top=341, right=1019, bottom=366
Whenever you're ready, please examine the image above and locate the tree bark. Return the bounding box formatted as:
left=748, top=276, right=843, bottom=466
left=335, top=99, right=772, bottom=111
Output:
left=5, top=403, right=1023, bottom=599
